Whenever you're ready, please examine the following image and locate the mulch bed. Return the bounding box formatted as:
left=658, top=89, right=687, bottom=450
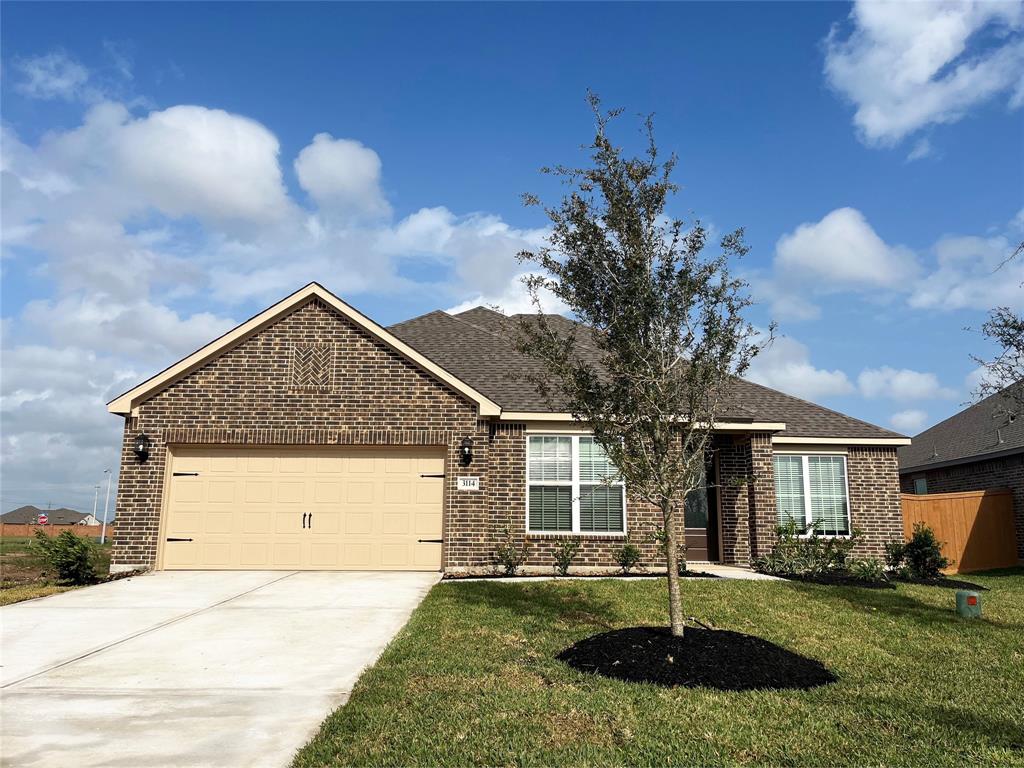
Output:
left=557, top=625, right=837, bottom=691
left=894, top=576, right=989, bottom=591
left=778, top=572, right=895, bottom=589
left=443, top=570, right=720, bottom=581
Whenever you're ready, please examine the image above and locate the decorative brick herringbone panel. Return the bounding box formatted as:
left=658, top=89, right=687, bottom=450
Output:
left=290, top=343, right=333, bottom=390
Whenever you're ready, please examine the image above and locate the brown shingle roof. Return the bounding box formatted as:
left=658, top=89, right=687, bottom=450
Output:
left=899, top=383, right=1023, bottom=471
left=389, top=307, right=903, bottom=440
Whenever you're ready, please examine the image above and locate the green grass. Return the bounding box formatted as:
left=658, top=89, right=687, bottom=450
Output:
left=295, top=570, right=1024, bottom=767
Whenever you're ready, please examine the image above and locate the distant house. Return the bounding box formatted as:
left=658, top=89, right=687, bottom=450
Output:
left=899, top=383, right=1023, bottom=562
left=1, top=506, right=91, bottom=525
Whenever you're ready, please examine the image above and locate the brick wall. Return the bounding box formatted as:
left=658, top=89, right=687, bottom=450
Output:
left=901, top=452, right=1024, bottom=559
left=113, top=297, right=480, bottom=570
left=847, top=447, right=904, bottom=558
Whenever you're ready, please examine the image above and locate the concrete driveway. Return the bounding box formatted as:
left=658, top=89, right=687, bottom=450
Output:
left=0, top=570, right=438, bottom=768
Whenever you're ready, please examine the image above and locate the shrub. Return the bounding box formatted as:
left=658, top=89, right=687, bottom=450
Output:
left=884, top=539, right=906, bottom=571
left=552, top=538, right=581, bottom=576
left=31, top=529, right=99, bottom=585
left=847, top=557, right=886, bottom=582
left=754, top=521, right=862, bottom=576
left=493, top=526, right=529, bottom=576
left=901, top=522, right=951, bottom=579
left=614, top=539, right=642, bottom=574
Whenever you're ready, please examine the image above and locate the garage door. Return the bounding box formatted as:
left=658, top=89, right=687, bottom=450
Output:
left=161, top=447, right=445, bottom=571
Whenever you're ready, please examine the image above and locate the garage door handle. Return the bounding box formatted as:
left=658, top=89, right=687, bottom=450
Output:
left=166, top=537, right=193, bottom=542
left=418, top=538, right=443, bottom=543
left=308, top=512, right=313, bottom=529
left=420, top=473, right=445, bottom=478
left=302, top=513, right=307, bottom=529
left=173, top=472, right=199, bottom=477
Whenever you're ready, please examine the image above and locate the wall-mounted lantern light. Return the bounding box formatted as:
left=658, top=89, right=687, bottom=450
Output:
left=459, top=436, right=474, bottom=466
left=133, top=433, right=152, bottom=462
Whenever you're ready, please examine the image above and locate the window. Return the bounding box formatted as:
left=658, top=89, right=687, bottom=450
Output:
left=772, top=454, right=850, bottom=536
left=527, top=435, right=625, bottom=533
left=913, top=477, right=928, bottom=495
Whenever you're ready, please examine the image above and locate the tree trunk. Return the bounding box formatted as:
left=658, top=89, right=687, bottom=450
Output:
left=662, top=498, right=685, bottom=637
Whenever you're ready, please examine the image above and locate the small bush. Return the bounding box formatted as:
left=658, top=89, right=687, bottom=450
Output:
left=552, top=538, right=581, bottom=576
left=614, top=539, right=642, bottom=574
left=884, top=540, right=906, bottom=571
left=31, top=530, right=99, bottom=585
left=901, top=522, right=951, bottom=579
left=846, top=557, right=886, bottom=583
left=493, top=526, right=529, bottom=576
left=754, top=521, right=862, bottom=577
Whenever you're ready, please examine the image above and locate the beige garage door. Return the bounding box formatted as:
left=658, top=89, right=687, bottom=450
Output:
left=161, top=447, right=445, bottom=571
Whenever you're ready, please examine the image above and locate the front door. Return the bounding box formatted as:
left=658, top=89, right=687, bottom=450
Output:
left=684, top=455, right=720, bottom=562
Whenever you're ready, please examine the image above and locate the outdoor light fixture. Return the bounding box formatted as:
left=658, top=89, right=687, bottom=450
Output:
left=459, top=436, right=474, bottom=465
left=133, top=433, right=152, bottom=462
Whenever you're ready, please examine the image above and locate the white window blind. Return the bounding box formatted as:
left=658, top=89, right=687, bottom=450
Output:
left=527, top=436, right=625, bottom=534
left=773, top=454, right=850, bottom=536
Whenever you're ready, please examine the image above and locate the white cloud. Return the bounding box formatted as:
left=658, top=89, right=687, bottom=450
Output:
left=891, top=409, right=928, bottom=434
left=746, top=334, right=855, bottom=400
left=14, top=51, right=90, bottom=101
left=858, top=366, right=957, bottom=400
left=446, top=272, right=568, bottom=316
left=118, top=106, right=293, bottom=225
left=906, top=137, right=933, bottom=162
left=825, top=1, right=1024, bottom=145
left=765, top=207, right=919, bottom=319
left=909, top=233, right=1024, bottom=312
left=295, top=133, right=390, bottom=220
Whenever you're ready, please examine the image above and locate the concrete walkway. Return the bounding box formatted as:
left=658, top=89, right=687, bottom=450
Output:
left=0, top=570, right=438, bottom=768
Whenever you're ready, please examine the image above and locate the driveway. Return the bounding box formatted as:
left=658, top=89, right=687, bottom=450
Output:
left=0, top=570, right=438, bottom=768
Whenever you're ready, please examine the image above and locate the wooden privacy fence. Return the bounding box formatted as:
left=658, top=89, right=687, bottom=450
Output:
left=0, top=524, right=114, bottom=539
left=901, top=489, right=1016, bottom=573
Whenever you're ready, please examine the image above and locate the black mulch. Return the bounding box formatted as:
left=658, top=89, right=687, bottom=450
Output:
left=557, top=626, right=837, bottom=691
left=778, top=572, right=895, bottom=589
left=894, top=576, right=989, bottom=591
left=442, top=571, right=720, bottom=581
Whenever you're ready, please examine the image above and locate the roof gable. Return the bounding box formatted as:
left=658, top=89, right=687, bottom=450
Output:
left=107, top=284, right=501, bottom=416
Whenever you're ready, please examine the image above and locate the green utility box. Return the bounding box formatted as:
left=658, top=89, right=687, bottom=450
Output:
left=956, top=590, right=982, bottom=619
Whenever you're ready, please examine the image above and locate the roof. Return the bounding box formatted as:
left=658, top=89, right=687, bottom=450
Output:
left=899, top=382, right=1024, bottom=472
left=2, top=506, right=88, bottom=525
left=107, top=283, right=501, bottom=417
left=390, top=307, right=906, bottom=442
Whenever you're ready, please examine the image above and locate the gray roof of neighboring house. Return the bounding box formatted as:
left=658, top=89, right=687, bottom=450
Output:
left=899, top=382, right=1024, bottom=471
left=1, top=506, right=88, bottom=525
left=389, top=306, right=903, bottom=440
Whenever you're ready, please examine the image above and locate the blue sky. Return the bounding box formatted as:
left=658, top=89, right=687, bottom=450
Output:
left=2, top=1, right=1023, bottom=515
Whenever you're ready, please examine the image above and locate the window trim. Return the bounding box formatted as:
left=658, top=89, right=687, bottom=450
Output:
left=773, top=453, right=852, bottom=538
left=525, top=434, right=628, bottom=536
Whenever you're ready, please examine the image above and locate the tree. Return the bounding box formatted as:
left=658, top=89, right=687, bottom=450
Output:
left=515, top=95, right=769, bottom=637
left=970, top=240, right=1024, bottom=414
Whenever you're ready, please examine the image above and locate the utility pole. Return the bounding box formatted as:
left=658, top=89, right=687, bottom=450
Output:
left=92, top=485, right=100, bottom=527
left=102, top=469, right=112, bottom=545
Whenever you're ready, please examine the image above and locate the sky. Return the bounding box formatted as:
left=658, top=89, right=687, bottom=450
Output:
left=2, top=1, right=1023, bottom=518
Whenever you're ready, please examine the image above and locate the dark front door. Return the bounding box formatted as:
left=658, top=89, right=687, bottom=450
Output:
left=684, top=455, right=720, bottom=562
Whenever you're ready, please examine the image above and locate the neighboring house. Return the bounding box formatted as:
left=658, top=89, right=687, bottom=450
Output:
left=899, top=383, right=1024, bottom=561
left=106, top=283, right=909, bottom=574
left=1, top=506, right=90, bottom=525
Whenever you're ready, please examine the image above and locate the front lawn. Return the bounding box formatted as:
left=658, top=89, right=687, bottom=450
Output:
left=0, top=536, right=112, bottom=605
left=295, top=569, right=1024, bottom=767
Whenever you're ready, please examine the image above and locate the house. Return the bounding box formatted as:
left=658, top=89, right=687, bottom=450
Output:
left=106, top=283, right=909, bottom=574
left=1, top=506, right=90, bottom=525
left=899, top=383, right=1023, bottom=561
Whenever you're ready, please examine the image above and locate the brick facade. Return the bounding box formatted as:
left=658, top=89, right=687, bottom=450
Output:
left=113, top=296, right=905, bottom=573
left=901, top=452, right=1024, bottom=559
